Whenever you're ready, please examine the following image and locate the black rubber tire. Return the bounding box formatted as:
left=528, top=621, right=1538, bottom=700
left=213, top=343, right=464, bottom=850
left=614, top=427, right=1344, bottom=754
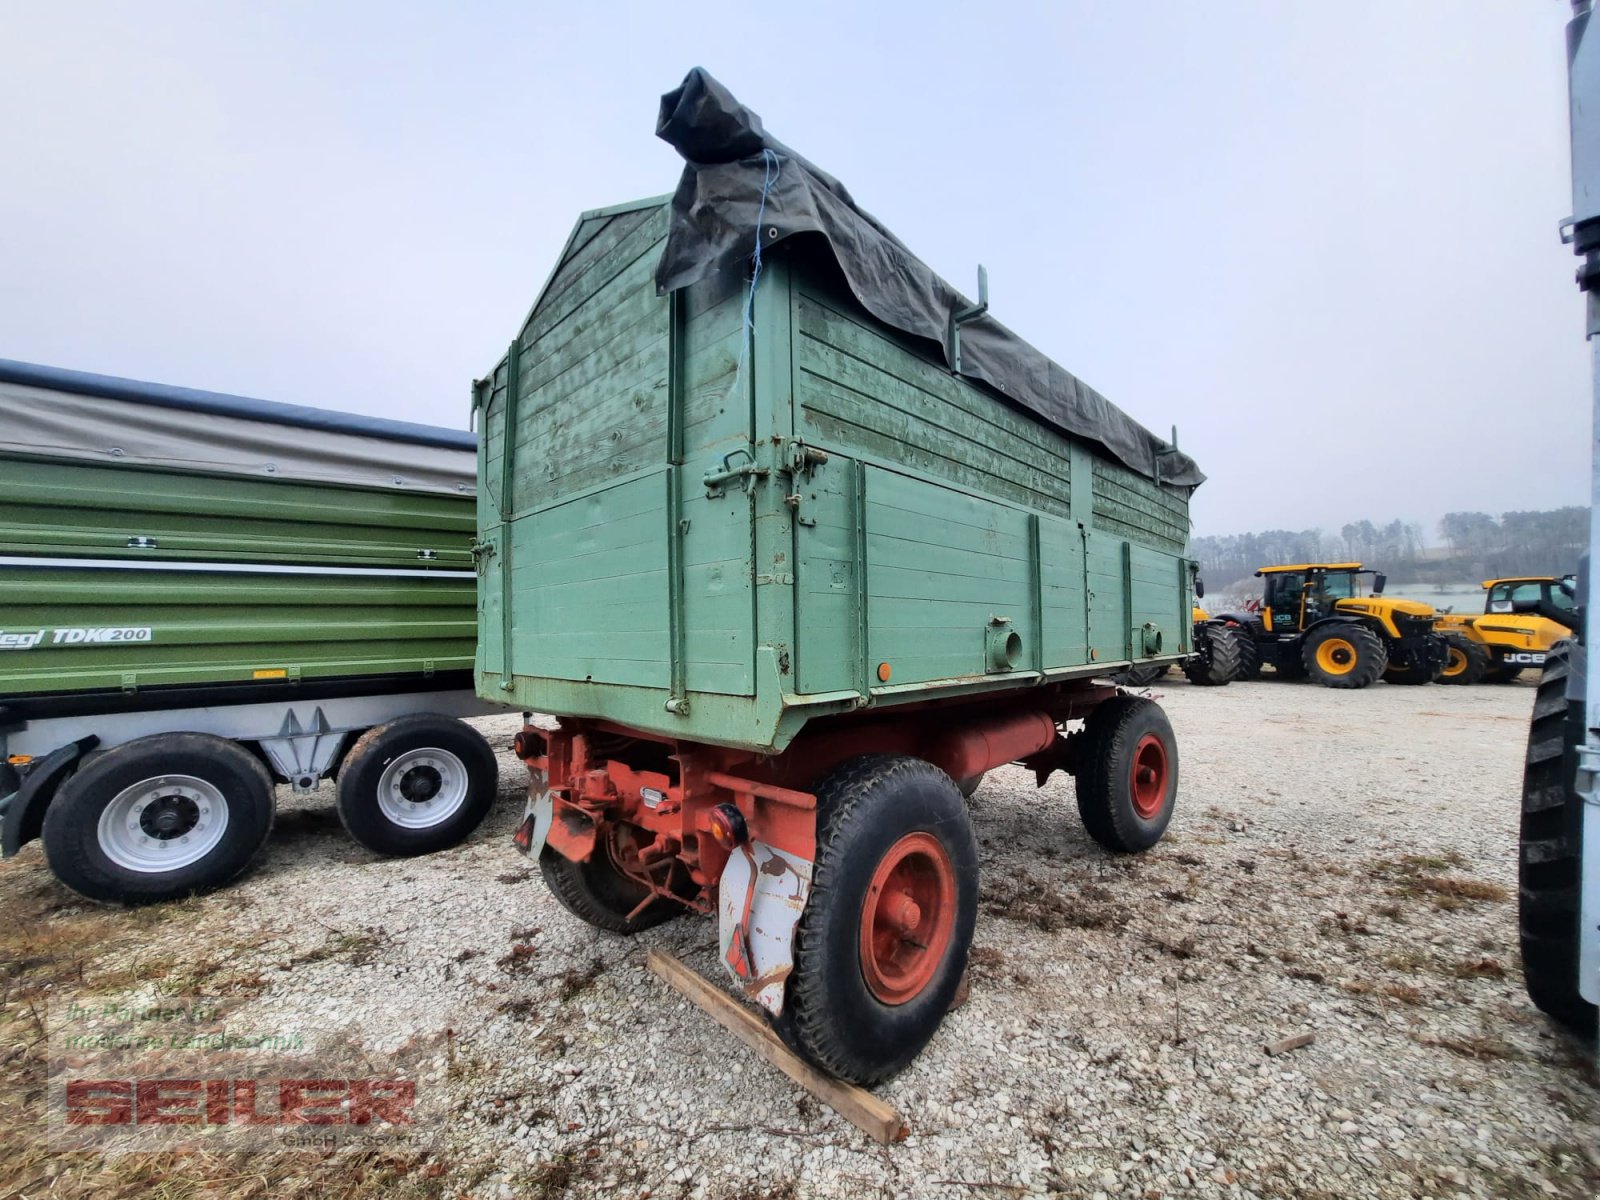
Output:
left=1383, top=661, right=1439, bottom=686
left=1228, top=622, right=1263, bottom=680
left=538, top=840, right=681, bottom=935
left=1438, top=633, right=1490, bottom=686
left=1182, top=624, right=1242, bottom=687
left=1074, top=695, right=1178, bottom=852
left=773, top=754, right=978, bottom=1086
left=1302, top=624, right=1387, bottom=689
left=1273, top=645, right=1309, bottom=680
left=335, top=715, right=498, bottom=856
left=0, top=762, right=20, bottom=798
left=1486, top=663, right=1525, bottom=684
left=40, top=733, right=274, bottom=905
left=1111, top=664, right=1169, bottom=687
left=1518, top=641, right=1597, bottom=1036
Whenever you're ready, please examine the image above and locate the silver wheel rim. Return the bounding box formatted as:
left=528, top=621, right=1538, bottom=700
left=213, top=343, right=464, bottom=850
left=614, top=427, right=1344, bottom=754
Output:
left=376, top=747, right=469, bottom=829
left=96, top=774, right=230, bottom=873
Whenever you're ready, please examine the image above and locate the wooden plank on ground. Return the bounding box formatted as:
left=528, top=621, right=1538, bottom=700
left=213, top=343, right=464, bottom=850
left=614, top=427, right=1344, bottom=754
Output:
left=644, top=948, right=909, bottom=1144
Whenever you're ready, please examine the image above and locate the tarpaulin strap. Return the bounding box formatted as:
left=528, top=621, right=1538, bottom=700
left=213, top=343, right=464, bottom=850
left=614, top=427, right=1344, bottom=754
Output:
left=734, top=149, right=783, bottom=389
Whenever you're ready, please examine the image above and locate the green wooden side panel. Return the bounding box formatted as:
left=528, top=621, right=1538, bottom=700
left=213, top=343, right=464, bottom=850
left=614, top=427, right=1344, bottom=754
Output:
left=678, top=270, right=758, bottom=697
left=1084, top=530, right=1129, bottom=664
left=680, top=272, right=750, bottom=458
left=480, top=210, right=758, bottom=701
left=503, top=205, right=671, bottom=510
left=1039, top=514, right=1089, bottom=667
left=792, top=285, right=1075, bottom=521
left=1091, top=457, right=1189, bottom=554
left=863, top=466, right=1032, bottom=685
left=0, top=454, right=477, bottom=699
left=477, top=523, right=506, bottom=683
left=1130, top=543, right=1190, bottom=655
left=794, top=454, right=860, bottom=696
left=510, top=471, right=670, bottom=689
left=679, top=485, right=755, bottom=696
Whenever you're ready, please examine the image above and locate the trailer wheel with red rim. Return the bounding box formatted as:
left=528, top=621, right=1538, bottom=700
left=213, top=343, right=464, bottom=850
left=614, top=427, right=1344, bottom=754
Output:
left=773, top=754, right=978, bottom=1086
left=1074, top=695, right=1179, bottom=853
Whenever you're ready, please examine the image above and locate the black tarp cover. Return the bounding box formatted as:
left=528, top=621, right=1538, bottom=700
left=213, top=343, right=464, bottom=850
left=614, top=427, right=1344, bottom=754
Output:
left=654, top=68, right=1203, bottom=490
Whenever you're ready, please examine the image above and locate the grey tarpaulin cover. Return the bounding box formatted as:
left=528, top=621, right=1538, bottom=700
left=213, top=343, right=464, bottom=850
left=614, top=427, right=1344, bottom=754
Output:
left=0, top=359, right=476, bottom=496
left=654, top=68, right=1203, bottom=490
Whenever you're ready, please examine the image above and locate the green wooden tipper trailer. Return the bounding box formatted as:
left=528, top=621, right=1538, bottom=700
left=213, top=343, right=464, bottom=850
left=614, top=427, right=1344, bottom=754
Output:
left=482, top=70, right=1206, bottom=1084
left=0, top=359, right=503, bottom=904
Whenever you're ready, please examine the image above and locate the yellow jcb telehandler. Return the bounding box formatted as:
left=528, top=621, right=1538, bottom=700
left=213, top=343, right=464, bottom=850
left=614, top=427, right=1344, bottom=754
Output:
left=1434, top=575, right=1575, bottom=684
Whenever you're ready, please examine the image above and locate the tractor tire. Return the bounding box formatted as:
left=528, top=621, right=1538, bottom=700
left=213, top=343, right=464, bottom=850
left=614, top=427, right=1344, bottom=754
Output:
left=1438, top=633, right=1490, bottom=686
left=1273, top=650, right=1309, bottom=680
left=1518, top=641, right=1597, bottom=1035
left=1074, top=695, right=1178, bottom=852
left=773, top=754, right=978, bottom=1085
left=1302, top=624, right=1387, bottom=689
left=1111, top=663, right=1169, bottom=687
left=539, top=839, right=684, bottom=935
left=1228, top=622, right=1263, bottom=680
left=1486, top=663, right=1525, bottom=684
left=1182, top=624, right=1242, bottom=687
left=1383, top=653, right=1446, bottom=686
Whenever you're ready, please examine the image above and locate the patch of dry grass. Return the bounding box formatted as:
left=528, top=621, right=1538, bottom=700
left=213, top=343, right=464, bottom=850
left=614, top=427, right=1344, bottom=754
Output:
left=1364, top=854, right=1509, bottom=909
left=0, top=867, right=444, bottom=1200
left=981, top=871, right=1131, bottom=933
left=1416, top=1032, right=1520, bottom=1061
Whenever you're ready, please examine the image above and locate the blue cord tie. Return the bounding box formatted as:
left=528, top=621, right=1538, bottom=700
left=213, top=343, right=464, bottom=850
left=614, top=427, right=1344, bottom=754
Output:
left=735, top=149, right=782, bottom=382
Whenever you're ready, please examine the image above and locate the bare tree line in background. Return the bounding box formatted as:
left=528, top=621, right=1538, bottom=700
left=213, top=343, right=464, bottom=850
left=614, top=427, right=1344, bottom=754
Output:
left=1191, top=506, right=1589, bottom=593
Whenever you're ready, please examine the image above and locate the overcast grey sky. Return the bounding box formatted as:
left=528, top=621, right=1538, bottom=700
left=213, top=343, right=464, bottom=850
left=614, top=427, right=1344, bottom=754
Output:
left=0, top=1, right=1587, bottom=541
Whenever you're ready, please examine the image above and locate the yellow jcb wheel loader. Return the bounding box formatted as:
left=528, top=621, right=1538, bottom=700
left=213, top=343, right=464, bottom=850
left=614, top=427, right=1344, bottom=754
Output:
left=1211, top=564, right=1449, bottom=689
left=1434, top=576, right=1575, bottom=684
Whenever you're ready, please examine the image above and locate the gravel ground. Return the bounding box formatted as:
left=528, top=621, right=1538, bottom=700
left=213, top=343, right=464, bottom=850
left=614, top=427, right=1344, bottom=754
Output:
left=4, top=676, right=1598, bottom=1199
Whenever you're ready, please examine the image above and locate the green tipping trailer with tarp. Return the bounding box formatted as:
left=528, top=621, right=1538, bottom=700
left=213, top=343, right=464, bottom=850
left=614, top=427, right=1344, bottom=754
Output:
left=0, top=359, right=503, bottom=904
left=481, top=70, right=1205, bottom=1085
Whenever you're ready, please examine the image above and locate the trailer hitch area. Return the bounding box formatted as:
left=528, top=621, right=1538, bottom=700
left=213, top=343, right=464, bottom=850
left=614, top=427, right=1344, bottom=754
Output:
left=717, top=840, right=813, bottom=1016
left=1022, top=729, right=1081, bottom=789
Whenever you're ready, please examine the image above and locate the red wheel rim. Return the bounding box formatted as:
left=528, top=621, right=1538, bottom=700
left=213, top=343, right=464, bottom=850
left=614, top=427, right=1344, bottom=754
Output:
left=1130, top=733, right=1169, bottom=820
left=859, top=831, right=956, bottom=1006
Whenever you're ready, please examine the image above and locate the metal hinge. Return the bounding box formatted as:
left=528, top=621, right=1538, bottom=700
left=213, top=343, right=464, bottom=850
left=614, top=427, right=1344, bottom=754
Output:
left=777, top=438, right=829, bottom=526
left=779, top=438, right=830, bottom=475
